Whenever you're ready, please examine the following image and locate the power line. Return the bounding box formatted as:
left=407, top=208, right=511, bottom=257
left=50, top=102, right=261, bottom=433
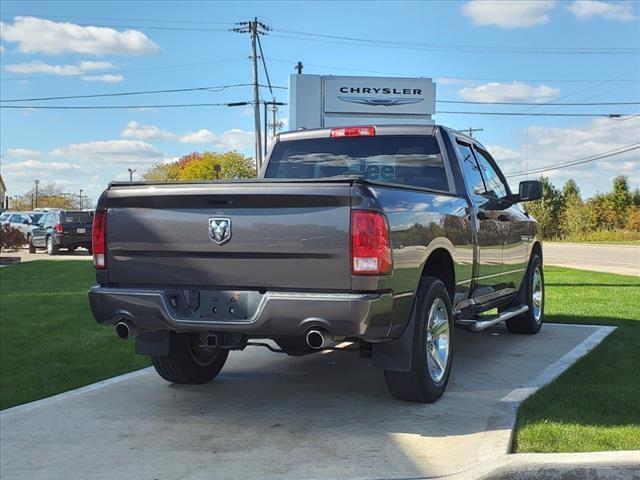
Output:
left=504, top=143, right=640, bottom=178
left=438, top=100, right=640, bottom=106
left=0, top=83, right=286, bottom=102
left=436, top=111, right=637, bottom=117
left=270, top=28, right=639, bottom=55
left=256, top=33, right=274, bottom=98
left=0, top=102, right=252, bottom=109
left=0, top=57, right=247, bottom=82
left=0, top=16, right=229, bottom=32
left=0, top=12, right=235, bottom=25
left=267, top=58, right=640, bottom=84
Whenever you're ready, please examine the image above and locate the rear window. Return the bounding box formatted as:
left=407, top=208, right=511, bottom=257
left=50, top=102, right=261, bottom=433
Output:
left=29, top=213, right=43, bottom=223
left=265, top=135, right=449, bottom=191
left=60, top=212, right=93, bottom=224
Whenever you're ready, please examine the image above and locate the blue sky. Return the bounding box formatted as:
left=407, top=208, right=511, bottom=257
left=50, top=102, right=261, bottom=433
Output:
left=1, top=0, right=639, bottom=203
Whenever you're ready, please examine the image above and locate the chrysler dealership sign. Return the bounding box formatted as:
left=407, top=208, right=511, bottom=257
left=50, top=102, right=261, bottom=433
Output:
left=289, top=74, right=436, bottom=130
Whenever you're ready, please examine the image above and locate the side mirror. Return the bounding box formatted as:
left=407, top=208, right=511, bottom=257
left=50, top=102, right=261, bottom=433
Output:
left=518, top=180, right=542, bottom=202
left=23, top=219, right=30, bottom=225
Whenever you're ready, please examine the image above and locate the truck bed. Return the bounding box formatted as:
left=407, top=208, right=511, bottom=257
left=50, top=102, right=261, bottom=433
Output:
left=101, top=180, right=355, bottom=291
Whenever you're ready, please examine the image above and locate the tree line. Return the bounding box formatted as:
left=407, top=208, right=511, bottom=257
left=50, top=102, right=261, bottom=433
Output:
left=524, top=175, right=640, bottom=242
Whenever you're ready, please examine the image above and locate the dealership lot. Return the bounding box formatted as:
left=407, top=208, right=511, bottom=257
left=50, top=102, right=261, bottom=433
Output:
left=1, top=323, right=610, bottom=480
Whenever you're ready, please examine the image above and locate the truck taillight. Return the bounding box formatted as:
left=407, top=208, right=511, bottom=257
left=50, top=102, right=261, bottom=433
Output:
left=54, top=223, right=64, bottom=233
left=92, top=210, right=107, bottom=270
left=351, top=210, right=392, bottom=276
left=330, top=126, right=376, bottom=138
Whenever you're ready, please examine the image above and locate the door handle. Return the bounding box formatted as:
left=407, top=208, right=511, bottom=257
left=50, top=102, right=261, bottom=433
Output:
left=476, top=210, right=488, bottom=220
left=498, top=214, right=510, bottom=222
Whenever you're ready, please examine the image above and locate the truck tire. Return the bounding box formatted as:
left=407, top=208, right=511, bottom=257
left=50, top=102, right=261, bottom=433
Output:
left=46, top=236, right=58, bottom=255
left=384, top=277, right=454, bottom=403
left=67, top=245, right=77, bottom=253
left=151, top=333, right=229, bottom=384
left=506, top=254, right=544, bottom=334
left=28, top=236, right=36, bottom=253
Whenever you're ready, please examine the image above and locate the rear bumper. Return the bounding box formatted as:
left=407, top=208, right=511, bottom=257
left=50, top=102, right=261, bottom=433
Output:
left=53, top=233, right=91, bottom=246
left=89, top=286, right=394, bottom=340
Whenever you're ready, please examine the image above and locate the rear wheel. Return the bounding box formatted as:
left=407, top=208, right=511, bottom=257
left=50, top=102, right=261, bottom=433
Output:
left=384, top=277, right=454, bottom=403
left=506, top=254, right=544, bottom=334
left=151, top=333, right=229, bottom=384
left=28, top=237, right=36, bottom=253
left=67, top=245, right=77, bottom=253
left=46, top=237, right=58, bottom=256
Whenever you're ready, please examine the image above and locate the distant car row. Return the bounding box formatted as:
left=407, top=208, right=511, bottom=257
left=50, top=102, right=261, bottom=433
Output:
left=0, top=211, right=44, bottom=234
left=0, top=210, right=93, bottom=255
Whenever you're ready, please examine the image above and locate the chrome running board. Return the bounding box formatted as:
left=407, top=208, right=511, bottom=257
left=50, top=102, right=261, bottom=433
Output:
left=456, top=305, right=529, bottom=332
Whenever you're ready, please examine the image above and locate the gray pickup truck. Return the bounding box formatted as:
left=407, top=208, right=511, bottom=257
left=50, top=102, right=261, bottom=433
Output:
left=89, top=124, right=543, bottom=403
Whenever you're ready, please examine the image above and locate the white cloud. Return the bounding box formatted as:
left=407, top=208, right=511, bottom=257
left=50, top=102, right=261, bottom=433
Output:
left=5, top=60, right=114, bottom=76
left=5, top=148, right=41, bottom=157
left=458, top=82, right=560, bottom=103
left=462, top=0, right=555, bottom=28
left=486, top=116, right=640, bottom=196
left=179, top=129, right=216, bottom=144
left=0, top=16, right=159, bottom=55
left=121, top=121, right=175, bottom=140
left=179, top=128, right=254, bottom=150
left=50, top=139, right=162, bottom=165
left=81, top=73, right=124, bottom=83
left=1, top=160, right=81, bottom=173
left=568, top=0, right=636, bottom=21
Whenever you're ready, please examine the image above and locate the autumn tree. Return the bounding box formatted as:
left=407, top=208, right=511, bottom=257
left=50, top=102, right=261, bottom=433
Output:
left=143, top=151, right=256, bottom=182
left=10, top=182, right=91, bottom=211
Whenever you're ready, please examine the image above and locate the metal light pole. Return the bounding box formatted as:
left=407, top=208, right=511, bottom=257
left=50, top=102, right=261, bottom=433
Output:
left=127, top=168, right=136, bottom=182
left=34, top=180, right=40, bottom=209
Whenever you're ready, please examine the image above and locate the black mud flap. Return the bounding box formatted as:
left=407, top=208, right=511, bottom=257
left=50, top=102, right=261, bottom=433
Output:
left=372, top=309, right=416, bottom=372
left=135, top=331, right=171, bottom=356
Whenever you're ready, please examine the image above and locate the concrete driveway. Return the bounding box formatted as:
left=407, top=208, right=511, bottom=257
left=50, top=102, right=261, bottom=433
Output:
left=545, top=242, right=639, bottom=276
left=1, top=323, right=612, bottom=480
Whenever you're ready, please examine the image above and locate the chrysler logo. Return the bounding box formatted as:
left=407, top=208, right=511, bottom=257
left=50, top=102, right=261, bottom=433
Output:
left=337, top=96, right=424, bottom=107
left=208, top=218, right=231, bottom=245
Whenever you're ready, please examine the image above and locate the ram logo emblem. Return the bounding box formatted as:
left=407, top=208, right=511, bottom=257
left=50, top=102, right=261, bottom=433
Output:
left=208, top=218, right=232, bottom=245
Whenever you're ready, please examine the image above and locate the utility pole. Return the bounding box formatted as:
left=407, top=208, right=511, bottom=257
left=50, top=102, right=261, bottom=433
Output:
left=79, top=189, right=84, bottom=210
left=234, top=18, right=271, bottom=171
left=34, top=179, right=40, bottom=209
left=127, top=168, right=136, bottom=182
left=466, top=127, right=483, bottom=138
left=263, top=100, right=286, bottom=155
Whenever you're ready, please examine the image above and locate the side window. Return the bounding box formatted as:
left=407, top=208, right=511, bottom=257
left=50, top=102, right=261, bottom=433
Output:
left=473, top=148, right=508, bottom=199
left=9, top=214, right=22, bottom=223
left=44, top=213, right=55, bottom=227
left=456, top=141, right=486, bottom=196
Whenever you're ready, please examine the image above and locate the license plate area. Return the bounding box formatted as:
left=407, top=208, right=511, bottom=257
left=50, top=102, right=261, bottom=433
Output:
left=77, top=228, right=86, bottom=233
left=166, top=289, right=262, bottom=322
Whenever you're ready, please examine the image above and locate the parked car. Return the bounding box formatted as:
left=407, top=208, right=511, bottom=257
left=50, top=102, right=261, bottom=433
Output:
left=89, top=124, right=543, bottom=403
left=28, top=210, right=93, bottom=255
left=1, top=212, right=33, bottom=235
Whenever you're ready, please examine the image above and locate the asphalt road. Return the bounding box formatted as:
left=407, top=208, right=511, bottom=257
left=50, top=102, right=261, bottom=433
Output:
left=544, top=242, right=640, bottom=277
left=1, top=323, right=611, bottom=480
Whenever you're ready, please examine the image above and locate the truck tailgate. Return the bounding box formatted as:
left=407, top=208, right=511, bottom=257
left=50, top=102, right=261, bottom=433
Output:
left=104, top=182, right=352, bottom=290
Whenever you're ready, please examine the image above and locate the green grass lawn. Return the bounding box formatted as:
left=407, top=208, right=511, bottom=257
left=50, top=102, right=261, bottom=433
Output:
left=1, top=261, right=638, bottom=453
left=0, top=261, right=149, bottom=410
left=514, top=267, right=640, bottom=453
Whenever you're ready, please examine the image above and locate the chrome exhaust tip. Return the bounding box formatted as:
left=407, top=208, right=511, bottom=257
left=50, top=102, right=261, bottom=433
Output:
left=115, top=321, right=138, bottom=340
left=306, top=329, right=332, bottom=350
